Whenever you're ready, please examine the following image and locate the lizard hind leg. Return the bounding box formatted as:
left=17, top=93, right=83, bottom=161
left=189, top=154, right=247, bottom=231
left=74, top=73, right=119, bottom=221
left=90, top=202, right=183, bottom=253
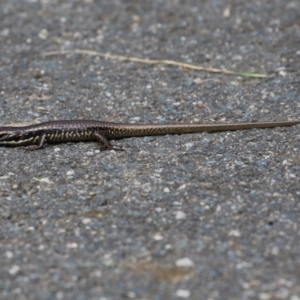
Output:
left=92, top=131, right=124, bottom=151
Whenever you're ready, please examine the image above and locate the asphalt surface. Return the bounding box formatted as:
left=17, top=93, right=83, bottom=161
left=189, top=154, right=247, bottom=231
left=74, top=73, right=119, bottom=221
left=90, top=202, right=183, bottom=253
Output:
left=1, top=0, right=300, bottom=299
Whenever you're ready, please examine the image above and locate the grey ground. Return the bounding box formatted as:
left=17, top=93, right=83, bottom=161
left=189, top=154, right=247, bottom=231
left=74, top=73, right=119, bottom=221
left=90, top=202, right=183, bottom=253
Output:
left=0, top=0, right=300, bottom=299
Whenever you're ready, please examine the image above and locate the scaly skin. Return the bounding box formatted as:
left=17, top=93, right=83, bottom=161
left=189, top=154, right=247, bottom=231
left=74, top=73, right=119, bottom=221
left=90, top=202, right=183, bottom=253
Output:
left=0, top=119, right=299, bottom=151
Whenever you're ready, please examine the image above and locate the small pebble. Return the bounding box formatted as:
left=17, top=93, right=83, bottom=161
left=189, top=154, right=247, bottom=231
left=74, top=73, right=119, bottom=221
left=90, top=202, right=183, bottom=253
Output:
left=176, top=289, right=191, bottom=298
left=82, top=218, right=92, bottom=225
left=228, top=230, right=241, bottom=237
left=175, top=257, right=194, bottom=267
left=175, top=211, right=186, bottom=220
left=8, top=265, right=20, bottom=275
left=153, top=233, right=163, bottom=240
left=66, top=170, right=75, bottom=176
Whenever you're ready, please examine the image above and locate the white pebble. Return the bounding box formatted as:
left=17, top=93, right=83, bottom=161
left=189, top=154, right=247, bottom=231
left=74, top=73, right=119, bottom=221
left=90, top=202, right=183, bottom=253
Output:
left=175, top=211, right=186, bottom=220
left=82, top=218, right=92, bottom=225
left=66, top=170, right=75, bottom=176
left=228, top=229, right=241, bottom=237
left=153, top=233, right=163, bottom=240
left=40, top=177, right=53, bottom=184
left=5, top=251, right=13, bottom=258
left=185, top=142, right=194, bottom=150
left=8, top=265, right=20, bottom=275
left=66, top=242, right=78, bottom=249
left=175, top=289, right=191, bottom=298
left=175, top=257, right=194, bottom=267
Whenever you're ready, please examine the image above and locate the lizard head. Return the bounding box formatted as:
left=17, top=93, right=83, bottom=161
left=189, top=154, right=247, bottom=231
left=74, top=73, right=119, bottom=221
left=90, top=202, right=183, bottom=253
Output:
left=0, top=127, right=26, bottom=144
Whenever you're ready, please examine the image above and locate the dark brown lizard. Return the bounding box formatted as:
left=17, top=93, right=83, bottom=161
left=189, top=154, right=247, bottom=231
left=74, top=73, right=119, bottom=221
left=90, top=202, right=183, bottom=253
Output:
left=0, top=119, right=299, bottom=151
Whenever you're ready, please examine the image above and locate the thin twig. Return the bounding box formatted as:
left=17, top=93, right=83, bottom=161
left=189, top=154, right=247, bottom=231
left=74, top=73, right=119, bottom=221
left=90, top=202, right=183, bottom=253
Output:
left=42, top=49, right=267, bottom=78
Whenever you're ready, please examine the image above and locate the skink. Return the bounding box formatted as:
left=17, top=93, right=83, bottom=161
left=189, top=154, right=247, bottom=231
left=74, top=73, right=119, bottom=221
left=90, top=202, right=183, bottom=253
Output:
left=0, top=119, right=299, bottom=151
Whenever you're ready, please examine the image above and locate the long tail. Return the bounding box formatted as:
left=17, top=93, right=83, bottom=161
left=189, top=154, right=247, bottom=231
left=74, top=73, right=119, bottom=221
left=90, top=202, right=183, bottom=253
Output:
left=108, top=120, right=300, bottom=138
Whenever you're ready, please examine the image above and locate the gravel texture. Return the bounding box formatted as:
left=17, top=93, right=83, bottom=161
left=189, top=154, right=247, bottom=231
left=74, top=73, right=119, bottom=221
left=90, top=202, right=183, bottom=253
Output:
left=1, top=0, right=300, bottom=299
